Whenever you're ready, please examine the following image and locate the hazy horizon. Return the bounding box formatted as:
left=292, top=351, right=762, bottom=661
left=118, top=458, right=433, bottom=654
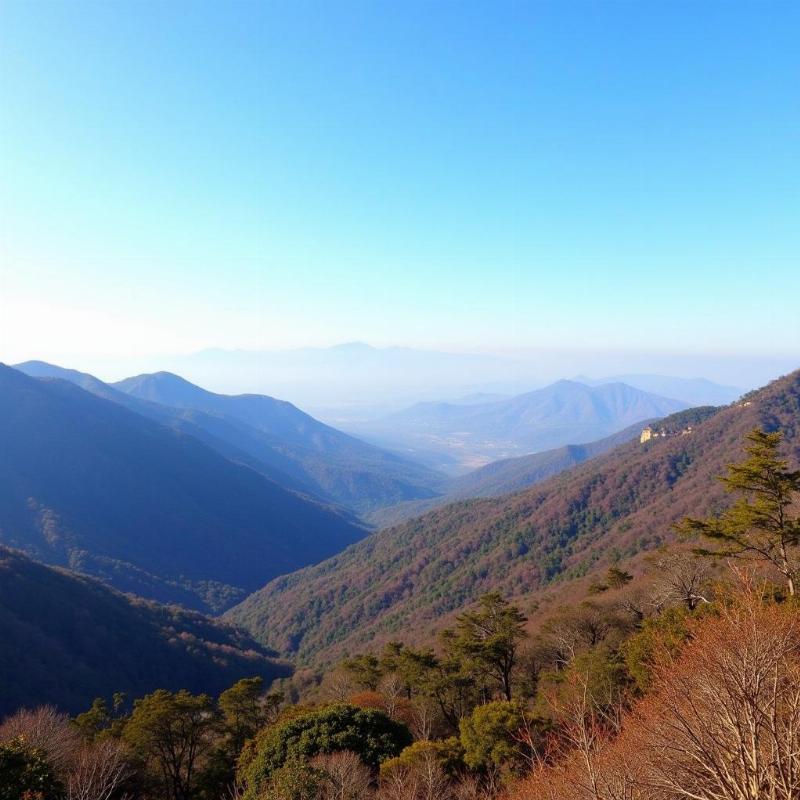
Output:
left=6, top=341, right=797, bottom=418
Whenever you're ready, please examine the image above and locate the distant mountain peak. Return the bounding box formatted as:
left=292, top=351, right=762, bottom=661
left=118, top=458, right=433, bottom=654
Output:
left=347, top=379, right=687, bottom=473
left=123, top=370, right=196, bottom=385
left=113, top=370, right=221, bottom=405
left=332, top=340, right=374, bottom=349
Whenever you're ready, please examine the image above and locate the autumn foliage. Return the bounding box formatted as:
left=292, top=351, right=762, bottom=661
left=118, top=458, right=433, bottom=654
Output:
left=515, top=586, right=800, bottom=800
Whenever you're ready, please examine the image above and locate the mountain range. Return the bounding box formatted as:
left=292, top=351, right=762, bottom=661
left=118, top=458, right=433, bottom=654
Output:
left=76, top=343, right=778, bottom=415
left=0, top=364, right=366, bottom=612
left=16, top=361, right=444, bottom=515
left=4, top=361, right=699, bottom=624
left=576, top=373, right=744, bottom=407
left=2, top=354, right=797, bottom=719
left=225, top=371, right=800, bottom=666
left=343, top=380, right=688, bottom=473
left=0, top=545, right=289, bottom=716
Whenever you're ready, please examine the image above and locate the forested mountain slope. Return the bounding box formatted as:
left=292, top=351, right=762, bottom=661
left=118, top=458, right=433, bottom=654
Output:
left=0, top=546, right=290, bottom=716
left=227, top=371, right=800, bottom=665
left=0, top=365, right=365, bottom=612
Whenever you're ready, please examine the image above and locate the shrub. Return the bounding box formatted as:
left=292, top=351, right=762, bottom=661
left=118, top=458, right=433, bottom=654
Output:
left=240, top=704, right=411, bottom=798
left=0, top=737, right=64, bottom=800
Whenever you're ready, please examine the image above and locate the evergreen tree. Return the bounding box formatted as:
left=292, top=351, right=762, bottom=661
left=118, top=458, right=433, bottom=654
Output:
left=219, top=677, right=281, bottom=754
left=122, top=689, right=218, bottom=800
left=0, top=738, right=63, bottom=800
left=340, top=654, right=382, bottom=692
left=678, top=429, right=800, bottom=596
left=238, top=704, right=411, bottom=798
left=444, top=592, right=527, bottom=701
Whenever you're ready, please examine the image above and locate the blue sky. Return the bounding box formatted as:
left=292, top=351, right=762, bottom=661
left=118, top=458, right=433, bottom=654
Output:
left=1, top=1, right=798, bottom=366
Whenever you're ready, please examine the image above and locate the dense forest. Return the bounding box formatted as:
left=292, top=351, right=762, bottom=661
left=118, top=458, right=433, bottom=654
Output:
left=3, top=426, right=799, bottom=800
left=0, top=547, right=290, bottom=717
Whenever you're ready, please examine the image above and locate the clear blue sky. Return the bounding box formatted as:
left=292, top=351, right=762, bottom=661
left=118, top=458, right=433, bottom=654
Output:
left=1, top=1, right=798, bottom=364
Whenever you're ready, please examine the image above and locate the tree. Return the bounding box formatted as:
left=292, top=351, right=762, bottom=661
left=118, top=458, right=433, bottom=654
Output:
left=239, top=704, right=411, bottom=799
left=516, top=587, right=800, bottom=800
left=417, top=648, right=481, bottom=733
left=0, top=706, right=79, bottom=773
left=459, top=701, right=530, bottom=774
left=540, top=601, right=628, bottom=669
left=311, top=750, right=374, bottom=800
left=621, top=606, right=692, bottom=693
left=444, top=593, right=527, bottom=701
left=649, top=550, right=713, bottom=611
left=678, top=428, right=800, bottom=595
left=589, top=567, right=633, bottom=594
left=73, top=694, right=128, bottom=741
left=0, top=737, right=64, bottom=800
left=65, top=739, right=131, bottom=800
left=219, top=677, right=281, bottom=754
left=380, top=738, right=464, bottom=779
left=340, top=655, right=383, bottom=692
left=630, top=590, right=800, bottom=800
left=265, top=757, right=326, bottom=800
left=604, top=567, right=633, bottom=590
left=122, top=689, right=218, bottom=800
left=378, top=746, right=452, bottom=800
left=379, top=643, right=438, bottom=701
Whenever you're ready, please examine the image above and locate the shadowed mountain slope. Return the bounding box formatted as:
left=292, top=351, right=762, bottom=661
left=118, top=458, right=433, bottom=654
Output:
left=14, top=361, right=312, bottom=502
left=226, top=372, right=799, bottom=666
left=111, top=370, right=445, bottom=513
left=0, top=546, right=290, bottom=716
left=15, top=361, right=323, bottom=497
left=0, top=365, right=365, bottom=613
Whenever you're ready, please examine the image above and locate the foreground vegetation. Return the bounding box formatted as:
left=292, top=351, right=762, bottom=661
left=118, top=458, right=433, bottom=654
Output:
left=2, top=429, right=798, bottom=799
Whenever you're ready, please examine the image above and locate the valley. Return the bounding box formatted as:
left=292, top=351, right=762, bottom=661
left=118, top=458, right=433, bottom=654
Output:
left=343, top=380, right=689, bottom=473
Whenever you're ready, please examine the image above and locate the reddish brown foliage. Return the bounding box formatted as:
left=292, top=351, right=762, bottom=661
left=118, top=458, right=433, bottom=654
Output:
left=513, top=588, right=800, bottom=800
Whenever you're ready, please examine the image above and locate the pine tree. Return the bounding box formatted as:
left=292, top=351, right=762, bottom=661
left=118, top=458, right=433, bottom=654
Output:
left=678, top=428, right=800, bottom=596
left=444, top=592, right=527, bottom=701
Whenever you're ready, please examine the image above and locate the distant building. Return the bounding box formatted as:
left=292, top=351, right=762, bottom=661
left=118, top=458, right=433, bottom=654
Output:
left=639, top=426, right=666, bottom=443
left=641, top=423, right=693, bottom=444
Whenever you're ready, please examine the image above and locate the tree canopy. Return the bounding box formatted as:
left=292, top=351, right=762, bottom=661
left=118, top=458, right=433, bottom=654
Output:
left=679, top=428, right=800, bottom=595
